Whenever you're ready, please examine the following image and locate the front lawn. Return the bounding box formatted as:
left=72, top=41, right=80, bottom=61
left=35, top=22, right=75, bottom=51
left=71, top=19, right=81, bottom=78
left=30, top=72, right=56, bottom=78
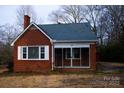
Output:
left=0, top=62, right=124, bottom=88
left=0, top=72, right=123, bottom=88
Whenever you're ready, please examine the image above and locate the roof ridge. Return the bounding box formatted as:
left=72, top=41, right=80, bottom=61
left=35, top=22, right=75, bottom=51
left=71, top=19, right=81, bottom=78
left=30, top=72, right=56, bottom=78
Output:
left=37, top=22, right=89, bottom=26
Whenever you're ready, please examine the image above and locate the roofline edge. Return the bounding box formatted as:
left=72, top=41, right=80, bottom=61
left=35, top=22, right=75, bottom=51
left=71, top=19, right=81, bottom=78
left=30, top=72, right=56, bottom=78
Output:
left=53, top=40, right=98, bottom=42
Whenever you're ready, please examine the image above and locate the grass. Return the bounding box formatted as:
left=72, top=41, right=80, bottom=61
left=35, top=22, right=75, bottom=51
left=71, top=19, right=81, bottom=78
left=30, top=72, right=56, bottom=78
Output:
left=0, top=62, right=124, bottom=88
left=0, top=71, right=123, bottom=88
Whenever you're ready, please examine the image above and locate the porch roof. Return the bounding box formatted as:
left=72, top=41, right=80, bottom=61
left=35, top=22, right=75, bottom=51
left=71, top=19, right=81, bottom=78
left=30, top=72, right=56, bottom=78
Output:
left=37, top=23, right=97, bottom=41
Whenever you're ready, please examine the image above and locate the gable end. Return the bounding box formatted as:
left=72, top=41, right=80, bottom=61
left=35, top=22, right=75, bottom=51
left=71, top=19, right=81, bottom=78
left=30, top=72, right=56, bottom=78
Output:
left=11, top=23, right=52, bottom=46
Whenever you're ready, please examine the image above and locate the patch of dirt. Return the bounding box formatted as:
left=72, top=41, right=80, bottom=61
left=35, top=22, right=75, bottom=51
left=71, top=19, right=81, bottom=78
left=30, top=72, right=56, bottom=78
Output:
left=97, top=62, right=124, bottom=73
left=0, top=68, right=8, bottom=73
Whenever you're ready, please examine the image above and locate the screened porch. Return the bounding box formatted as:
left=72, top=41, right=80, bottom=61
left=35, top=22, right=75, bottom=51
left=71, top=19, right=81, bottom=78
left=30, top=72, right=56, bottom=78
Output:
left=54, top=47, right=90, bottom=68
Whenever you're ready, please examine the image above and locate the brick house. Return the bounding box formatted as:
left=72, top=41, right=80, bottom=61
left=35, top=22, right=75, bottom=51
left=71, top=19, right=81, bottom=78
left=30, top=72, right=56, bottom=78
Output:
left=11, top=15, right=97, bottom=72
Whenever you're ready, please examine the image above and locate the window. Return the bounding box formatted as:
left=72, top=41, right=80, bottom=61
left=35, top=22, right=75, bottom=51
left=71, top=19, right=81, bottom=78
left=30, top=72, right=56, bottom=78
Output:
left=28, top=47, right=39, bottom=59
left=18, top=46, right=49, bottom=60
left=22, top=47, right=27, bottom=59
left=40, top=47, right=45, bottom=59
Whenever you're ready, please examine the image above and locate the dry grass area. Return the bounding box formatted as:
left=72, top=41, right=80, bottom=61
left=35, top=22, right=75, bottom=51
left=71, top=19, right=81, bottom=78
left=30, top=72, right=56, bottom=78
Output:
left=99, top=62, right=124, bottom=67
left=0, top=72, right=123, bottom=88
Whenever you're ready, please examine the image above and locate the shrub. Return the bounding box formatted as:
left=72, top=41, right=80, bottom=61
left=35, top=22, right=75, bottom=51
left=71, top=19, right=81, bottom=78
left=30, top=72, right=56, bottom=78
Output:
left=0, top=44, right=13, bottom=71
left=97, top=44, right=124, bottom=62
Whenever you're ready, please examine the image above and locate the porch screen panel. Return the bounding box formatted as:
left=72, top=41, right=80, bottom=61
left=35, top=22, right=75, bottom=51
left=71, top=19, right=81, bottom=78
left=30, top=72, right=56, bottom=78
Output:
left=72, top=48, right=80, bottom=66
left=55, top=48, right=62, bottom=66
left=81, top=48, right=89, bottom=66
left=63, top=48, right=71, bottom=66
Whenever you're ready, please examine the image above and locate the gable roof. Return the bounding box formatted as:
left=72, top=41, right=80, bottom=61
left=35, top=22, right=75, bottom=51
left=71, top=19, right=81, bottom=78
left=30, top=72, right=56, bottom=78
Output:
left=11, top=22, right=97, bottom=46
left=11, top=23, right=52, bottom=46
left=37, top=23, right=97, bottom=41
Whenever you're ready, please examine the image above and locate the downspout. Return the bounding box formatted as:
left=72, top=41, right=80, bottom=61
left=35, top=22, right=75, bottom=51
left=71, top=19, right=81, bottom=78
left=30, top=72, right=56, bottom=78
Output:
left=51, top=42, right=54, bottom=71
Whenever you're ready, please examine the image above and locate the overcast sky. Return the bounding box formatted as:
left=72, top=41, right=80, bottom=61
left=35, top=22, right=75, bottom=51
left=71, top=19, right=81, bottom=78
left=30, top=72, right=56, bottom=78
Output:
left=0, top=5, right=59, bottom=25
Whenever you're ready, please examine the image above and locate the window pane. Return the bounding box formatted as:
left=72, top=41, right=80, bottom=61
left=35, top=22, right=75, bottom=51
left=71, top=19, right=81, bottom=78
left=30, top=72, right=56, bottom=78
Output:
left=66, top=48, right=71, bottom=58
left=23, top=47, right=27, bottom=59
left=23, top=47, right=26, bottom=53
left=40, top=47, right=45, bottom=59
left=23, top=54, right=26, bottom=59
left=28, top=47, right=39, bottom=59
left=41, top=54, right=45, bottom=59
left=41, top=47, right=44, bottom=52
left=72, top=48, right=80, bottom=58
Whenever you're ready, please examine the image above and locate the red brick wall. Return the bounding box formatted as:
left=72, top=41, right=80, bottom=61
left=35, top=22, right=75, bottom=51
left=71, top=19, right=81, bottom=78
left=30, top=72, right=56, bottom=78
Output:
left=13, top=26, right=52, bottom=72
left=54, top=68, right=89, bottom=72
left=90, top=44, right=96, bottom=70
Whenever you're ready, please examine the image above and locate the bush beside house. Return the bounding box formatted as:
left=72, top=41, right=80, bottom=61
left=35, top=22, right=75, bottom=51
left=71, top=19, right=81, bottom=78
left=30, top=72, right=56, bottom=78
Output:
left=97, top=44, right=124, bottom=62
left=0, top=43, right=13, bottom=71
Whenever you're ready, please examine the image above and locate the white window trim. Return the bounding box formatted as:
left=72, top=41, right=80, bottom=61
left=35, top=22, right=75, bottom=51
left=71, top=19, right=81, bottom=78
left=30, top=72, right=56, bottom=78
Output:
left=39, top=47, right=41, bottom=59
left=21, top=46, right=27, bottom=60
left=18, top=45, right=49, bottom=60
left=18, top=46, right=21, bottom=60
left=40, top=47, right=45, bottom=59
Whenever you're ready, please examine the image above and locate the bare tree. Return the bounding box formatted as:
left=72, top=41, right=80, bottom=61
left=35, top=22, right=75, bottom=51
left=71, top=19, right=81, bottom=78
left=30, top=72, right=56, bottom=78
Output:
left=0, top=24, right=19, bottom=65
left=98, top=5, right=124, bottom=44
left=16, top=5, right=37, bottom=29
left=49, top=5, right=102, bottom=34
left=97, top=14, right=111, bottom=45
left=0, top=24, right=18, bottom=45
left=49, top=5, right=103, bottom=45
left=81, top=5, right=102, bottom=35
left=49, top=5, right=84, bottom=24
left=49, top=5, right=124, bottom=45
left=49, top=10, right=64, bottom=24
left=105, top=6, right=124, bottom=43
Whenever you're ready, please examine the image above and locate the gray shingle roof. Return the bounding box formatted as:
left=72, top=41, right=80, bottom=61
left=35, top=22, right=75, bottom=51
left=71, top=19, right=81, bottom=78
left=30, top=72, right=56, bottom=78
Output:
left=37, top=23, right=97, bottom=41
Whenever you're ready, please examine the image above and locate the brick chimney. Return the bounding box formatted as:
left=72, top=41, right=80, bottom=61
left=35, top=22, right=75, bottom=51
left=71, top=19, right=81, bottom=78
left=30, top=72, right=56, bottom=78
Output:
left=24, top=15, right=30, bottom=29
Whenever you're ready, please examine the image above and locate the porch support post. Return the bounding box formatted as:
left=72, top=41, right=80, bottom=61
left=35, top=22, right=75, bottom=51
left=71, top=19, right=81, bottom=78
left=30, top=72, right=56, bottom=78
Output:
left=80, top=48, right=81, bottom=67
left=62, top=48, right=63, bottom=68
left=71, top=47, right=72, bottom=67
left=52, top=44, right=54, bottom=71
